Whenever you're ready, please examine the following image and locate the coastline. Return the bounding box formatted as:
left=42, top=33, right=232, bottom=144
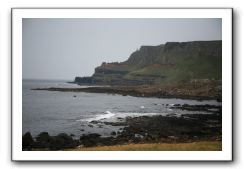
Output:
left=23, top=104, right=222, bottom=151
left=32, top=83, right=221, bottom=101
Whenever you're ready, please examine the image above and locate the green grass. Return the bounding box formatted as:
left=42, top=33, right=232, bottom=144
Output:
left=95, top=41, right=222, bottom=85
left=125, top=53, right=221, bottom=85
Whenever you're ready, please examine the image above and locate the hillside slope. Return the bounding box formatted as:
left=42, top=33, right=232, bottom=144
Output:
left=75, top=40, right=222, bottom=86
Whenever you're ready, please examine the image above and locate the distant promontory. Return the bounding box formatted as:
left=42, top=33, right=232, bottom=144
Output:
left=74, top=40, right=222, bottom=86
left=35, top=40, right=222, bottom=100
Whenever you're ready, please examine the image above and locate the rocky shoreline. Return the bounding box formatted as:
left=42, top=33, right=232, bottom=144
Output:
left=32, top=83, right=222, bottom=101
left=22, top=104, right=221, bottom=151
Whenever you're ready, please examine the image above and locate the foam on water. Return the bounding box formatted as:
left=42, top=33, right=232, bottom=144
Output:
left=79, top=110, right=115, bottom=122
left=23, top=80, right=221, bottom=137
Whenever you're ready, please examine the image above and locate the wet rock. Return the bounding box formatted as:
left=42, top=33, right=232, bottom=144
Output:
left=90, top=120, right=100, bottom=124
left=23, top=107, right=222, bottom=150
left=135, top=133, right=144, bottom=139
left=80, top=133, right=101, bottom=147
left=35, top=132, right=53, bottom=149
left=34, top=132, right=79, bottom=150
left=111, top=131, right=116, bottom=135
left=88, top=124, right=94, bottom=128
left=51, top=133, right=78, bottom=150
left=22, top=132, right=34, bottom=151
left=103, top=121, right=126, bottom=126
left=171, top=104, right=221, bottom=112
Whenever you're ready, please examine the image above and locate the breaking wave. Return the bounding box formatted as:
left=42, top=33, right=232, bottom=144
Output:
left=79, top=110, right=115, bottom=122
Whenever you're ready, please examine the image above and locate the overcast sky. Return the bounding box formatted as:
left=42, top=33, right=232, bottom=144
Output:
left=23, top=18, right=222, bottom=80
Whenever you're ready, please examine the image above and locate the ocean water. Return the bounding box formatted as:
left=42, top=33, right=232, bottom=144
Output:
left=23, top=79, right=221, bottom=138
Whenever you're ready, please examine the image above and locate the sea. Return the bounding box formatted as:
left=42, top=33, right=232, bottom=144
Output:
left=23, top=79, right=221, bottom=138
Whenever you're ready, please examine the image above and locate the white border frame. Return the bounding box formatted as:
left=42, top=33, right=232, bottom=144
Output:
left=12, top=8, right=232, bottom=161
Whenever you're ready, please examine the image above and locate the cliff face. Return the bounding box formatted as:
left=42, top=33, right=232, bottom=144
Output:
left=75, top=40, right=222, bottom=86
left=125, top=41, right=221, bottom=67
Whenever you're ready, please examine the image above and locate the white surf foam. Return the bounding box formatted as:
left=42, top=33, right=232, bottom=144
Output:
left=79, top=110, right=115, bottom=122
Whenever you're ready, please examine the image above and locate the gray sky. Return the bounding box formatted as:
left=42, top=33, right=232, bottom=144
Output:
left=23, top=18, right=222, bottom=80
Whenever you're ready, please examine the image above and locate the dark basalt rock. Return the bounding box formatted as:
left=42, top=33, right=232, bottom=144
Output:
left=35, top=132, right=53, bottom=149
left=51, top=133, right=78, bottom=150
left=80, top=133, right=101, bottom=147
left=32, top=84, right=221, bottom=100
left=111, top=131, right=116, bottom=135
left=22, top=132, right=34, bottom=151
left=23, top=132, right=79, bottom=151
left=22, top=108, right=222, bottom=150
left=170, top=104, right=222, bottom=112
